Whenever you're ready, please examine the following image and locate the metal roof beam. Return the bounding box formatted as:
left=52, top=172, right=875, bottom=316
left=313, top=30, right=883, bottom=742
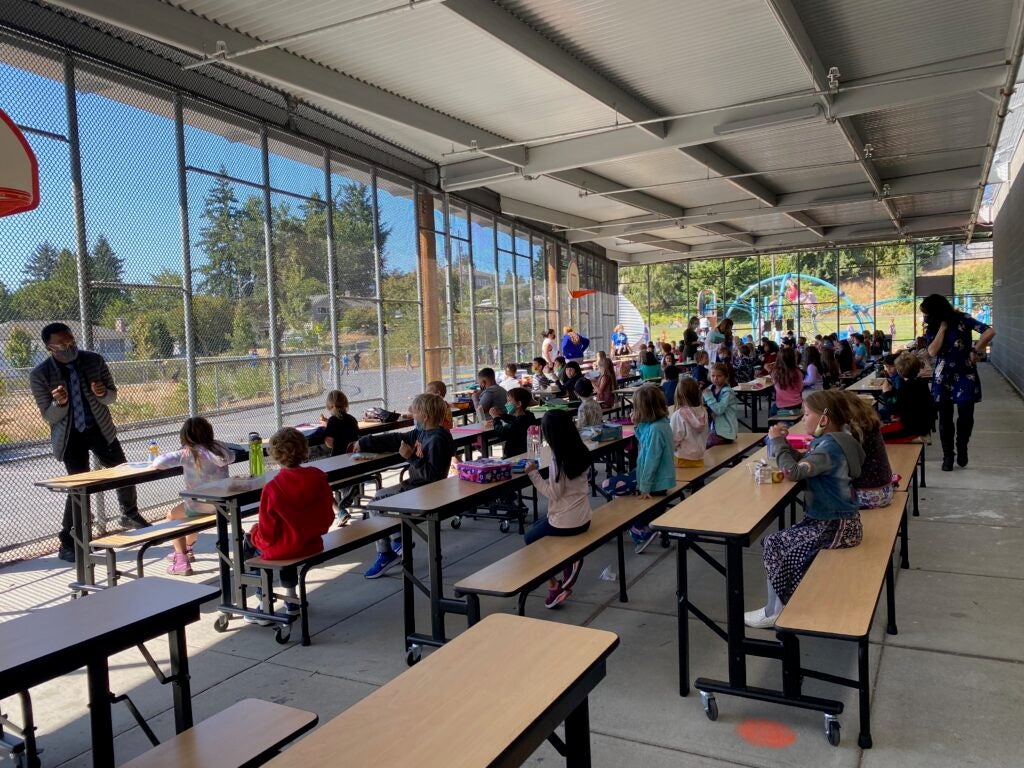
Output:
left=677, top=145, right=777, bottom=206
left=498, top=198, right=599, bottom=230
left=438, top=58, right=1006, bottom=188
left=561, top=168, right=979, bottom=240
left=442, top=0, right=665, bottom=139
left=697, top=222, right=756, bottom=246
left=46, top=0, right=527, bottom=165
left=784, top=211, right=825, bottom=238
left=549, top=169, right=684, bottom=220
left=764, top=0, right=901, bottom=234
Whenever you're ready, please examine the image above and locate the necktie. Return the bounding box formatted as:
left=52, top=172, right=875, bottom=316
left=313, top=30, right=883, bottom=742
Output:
left=66, top=364, right=87, bottom=432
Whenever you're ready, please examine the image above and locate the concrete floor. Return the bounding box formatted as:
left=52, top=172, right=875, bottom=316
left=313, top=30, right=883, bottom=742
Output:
left=1, top=364, right=1021, bottom=767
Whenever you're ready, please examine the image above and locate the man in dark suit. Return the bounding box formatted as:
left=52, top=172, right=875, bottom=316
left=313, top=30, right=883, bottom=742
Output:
left=29, top=322, right=149, bottom=563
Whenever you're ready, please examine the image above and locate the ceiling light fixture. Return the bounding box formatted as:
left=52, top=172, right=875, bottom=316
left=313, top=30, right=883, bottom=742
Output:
left=714, top=105, right=822, bottom=136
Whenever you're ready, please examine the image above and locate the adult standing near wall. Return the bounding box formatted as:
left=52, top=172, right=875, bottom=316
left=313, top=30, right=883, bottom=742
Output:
left=920, top=294, right=996, bottom=471
left=29, top=322, right=149, bottom=563
left=683, top=316, right=701, bottom=361
left=561, top=326, right=590, bottom=361
left=541, top=328, right=557, bottom=365
left=705, top=317, right=734, bottom=360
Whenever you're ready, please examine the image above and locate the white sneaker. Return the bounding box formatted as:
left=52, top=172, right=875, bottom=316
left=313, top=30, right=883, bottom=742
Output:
left=744, top=606, right=779, bottom=629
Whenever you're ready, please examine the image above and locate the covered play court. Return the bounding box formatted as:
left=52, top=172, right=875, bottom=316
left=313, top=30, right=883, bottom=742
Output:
left=1, top=1, right=1022, bottom=766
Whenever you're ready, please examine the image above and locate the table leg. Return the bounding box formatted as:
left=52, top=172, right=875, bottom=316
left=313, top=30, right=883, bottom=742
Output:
left=86, top=659, right=114, bottom=768
left=912, top=461, right=920, bottom=517
left=227, top=500, right=247, bottom=610
left=563, top=696, right=591, bottom=768
left=214, top=504, right=232, bottom=605
left=725, top=542, right=747, bottom=688
left=168, top=628, right=193, bottom=733
left=677, top=538, right=690, bottom=696
left=899, top=505, right=910, bottom=570
left=71, top=489, right=95, bottom=592
left=750, top=394, right=759, bottom=432
left=427, top=517, right=445, bottom=643
left=401, top=519, right=416, bottom=647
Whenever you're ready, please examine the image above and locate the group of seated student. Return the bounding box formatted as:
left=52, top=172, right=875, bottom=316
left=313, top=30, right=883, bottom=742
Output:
left=744, top=386, right=904, bottom=629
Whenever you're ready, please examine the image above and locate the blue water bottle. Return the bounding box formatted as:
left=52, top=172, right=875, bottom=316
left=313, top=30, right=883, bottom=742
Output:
left=248, top=432, right=263, bottom=477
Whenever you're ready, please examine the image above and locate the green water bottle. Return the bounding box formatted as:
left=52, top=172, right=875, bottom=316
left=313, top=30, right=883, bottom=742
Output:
left=248, top=432, right=264, bottom=477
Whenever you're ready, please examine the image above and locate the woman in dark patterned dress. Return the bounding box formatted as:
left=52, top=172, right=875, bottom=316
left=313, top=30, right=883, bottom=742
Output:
left=920, top=294, right=996, bottom=471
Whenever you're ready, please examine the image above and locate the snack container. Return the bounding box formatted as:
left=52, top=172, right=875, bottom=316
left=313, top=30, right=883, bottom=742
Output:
left=599, top=422, right=623, bottom=441
left=785, top=433, right=813, bottom=450
left=457, top=458, right=513, bottom=483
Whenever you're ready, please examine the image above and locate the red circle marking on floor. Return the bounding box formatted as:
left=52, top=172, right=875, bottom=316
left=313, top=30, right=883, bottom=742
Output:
left=736, top=719, right=797, bottom=748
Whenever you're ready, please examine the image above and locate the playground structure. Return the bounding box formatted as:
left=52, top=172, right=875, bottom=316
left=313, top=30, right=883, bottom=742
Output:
left=695, top=273, right=988, bottom=339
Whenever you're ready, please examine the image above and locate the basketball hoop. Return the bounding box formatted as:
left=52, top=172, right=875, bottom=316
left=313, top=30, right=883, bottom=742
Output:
left=0, top=108, right=39, bottom=218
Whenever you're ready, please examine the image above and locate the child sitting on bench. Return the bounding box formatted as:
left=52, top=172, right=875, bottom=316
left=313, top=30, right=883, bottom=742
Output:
left=246, top=428, right=334, bottom=618
left=155, top=416, right=235, bottom=577
left=523, top=410, right=593, bottom=609
left=356, top=393, right=455, bottom=579
left=745, top=390, right=864, bottom=629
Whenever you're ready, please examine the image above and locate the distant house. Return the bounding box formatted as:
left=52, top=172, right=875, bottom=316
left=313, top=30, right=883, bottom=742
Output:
left=0, top=320, right=129, bottom=369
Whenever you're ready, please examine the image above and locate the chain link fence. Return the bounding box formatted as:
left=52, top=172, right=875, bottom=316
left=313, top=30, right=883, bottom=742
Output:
left=0, top=30, right=618, bottom=564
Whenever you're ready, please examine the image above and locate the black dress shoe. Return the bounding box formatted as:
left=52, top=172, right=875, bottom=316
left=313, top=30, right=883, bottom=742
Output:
left=941, top=455, right=954, bottom=471
left=57, top=547, right=76, bottom=563
left=119, top=514, right=151, bottom=530
left=957, top=446, right=968, bottom=467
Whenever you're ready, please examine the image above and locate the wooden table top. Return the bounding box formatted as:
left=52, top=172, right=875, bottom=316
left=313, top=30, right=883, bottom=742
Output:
left=651, top=461, right=799, bottom=537
left=367, top=428, right=634, bottom=517
left=182, top=450, right=402, bottom=502
left=0, top=578, right=217, bottom=699
left=846, top=377, right=887, bottom=392
left=674, top=433, right=765, bottom=484
left=734, top=379, right=774, bottom=393
left=262, top=614, right=619, bottom=768
left=885, top=442, right=923, bottom=492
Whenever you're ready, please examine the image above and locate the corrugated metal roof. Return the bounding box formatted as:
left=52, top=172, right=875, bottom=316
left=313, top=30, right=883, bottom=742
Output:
left=499, top=0, right=812, bottom=115
left=793, top=0, right=1015, bottom=81
left=803, top=200, right=891, bottom=227
left=586, top=151, right=749, bottom=209
left=853, top=94, right=993, bottom=157
left=895, top=189, right=977, bottom=219
left=490, top=175, right=641, bottom=222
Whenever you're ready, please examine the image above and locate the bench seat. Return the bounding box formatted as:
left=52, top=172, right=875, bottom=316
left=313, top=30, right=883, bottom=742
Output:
left=772, top=493, right=908, bottom=748
left=245, top=517, right=400, bottom=645
left=120, top=698, right=317, bottom=768
left=454, top=482, right=686, bottom=622
left=91, top=514, right=220, bottom=587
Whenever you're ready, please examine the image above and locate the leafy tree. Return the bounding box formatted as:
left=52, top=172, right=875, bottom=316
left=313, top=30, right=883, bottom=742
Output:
left=0, top=281, right=14, bottom=322
left=12, top=249, right=79, bottom=320
left=23, top=241, right=60, bottom=283
left=128, top=314, right=173, bottom=359
left=4, top=325, right=36, bottom=368
left=230, top=301, right=260, bottom=353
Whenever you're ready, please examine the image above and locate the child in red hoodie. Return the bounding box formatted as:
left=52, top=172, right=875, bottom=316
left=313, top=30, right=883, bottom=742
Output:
left=247, top=427, right=333, bottom=614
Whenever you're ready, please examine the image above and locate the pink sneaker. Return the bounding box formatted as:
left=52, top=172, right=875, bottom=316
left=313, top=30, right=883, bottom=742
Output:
left=166, top=553, right=193, bottom=577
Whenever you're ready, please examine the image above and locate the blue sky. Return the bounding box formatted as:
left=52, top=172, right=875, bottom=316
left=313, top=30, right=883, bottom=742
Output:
left=0, top=61, right=421, bottom=291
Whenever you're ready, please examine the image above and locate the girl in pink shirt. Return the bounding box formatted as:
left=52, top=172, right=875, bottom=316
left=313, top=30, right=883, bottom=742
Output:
left=771, top=347, right=805, bottom=418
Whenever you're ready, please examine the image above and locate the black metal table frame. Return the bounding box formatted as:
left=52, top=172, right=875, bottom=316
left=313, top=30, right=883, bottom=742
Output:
left=377, top=437, right=633, bottom=661
left=735, top=387, right=774, bottom=433
left=662, top=489, right=903, bottom=750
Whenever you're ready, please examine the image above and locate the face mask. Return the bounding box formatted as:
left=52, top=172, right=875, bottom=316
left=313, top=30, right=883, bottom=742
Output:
left=505, top=402, right=516, bottom=414
left=812, top=408, right=829, bottom=438
left=51, top=344, right=78, bottom=363
left=413, top=419, right=424, bottom=430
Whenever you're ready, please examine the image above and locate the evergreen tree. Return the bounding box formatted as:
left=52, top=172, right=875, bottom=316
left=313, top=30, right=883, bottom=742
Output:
left=12, top=249, right=79, bottom=320
left=89, top=234, right=125, bottom=319
left=23, top=241, right=60, bottom=283
left=196, top=170, right=241, bottom=298
left=333, top=182, right=388, bottom=298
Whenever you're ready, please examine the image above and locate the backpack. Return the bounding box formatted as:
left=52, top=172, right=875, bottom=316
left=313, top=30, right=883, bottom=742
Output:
left=363, top=407, right=400, bottom=423
left=897, top=379, right=936, bottom=436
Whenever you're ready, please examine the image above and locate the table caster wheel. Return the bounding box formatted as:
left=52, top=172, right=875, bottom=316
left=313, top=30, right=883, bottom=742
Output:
left=450, top=517, right=462, bottom=529
left=275, top=626, right=291, bottom=645
left=700, top=692, right=718, bottom=721
left=825, top=716, right=840, bottom=747
left=406, top=644, right=422, bottom=666
left=213, top=614, right=230, bottom=633
left=660, top=532, right=670, bottom=548
left=499, top=520, right=511, bottom=533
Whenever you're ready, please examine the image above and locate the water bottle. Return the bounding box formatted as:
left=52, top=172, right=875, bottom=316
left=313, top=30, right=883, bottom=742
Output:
left=147, top=440, right=159, bottom=464
left=248, top=432, right=264, bottom=477
left=528, top=425, right=541, bottom=456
